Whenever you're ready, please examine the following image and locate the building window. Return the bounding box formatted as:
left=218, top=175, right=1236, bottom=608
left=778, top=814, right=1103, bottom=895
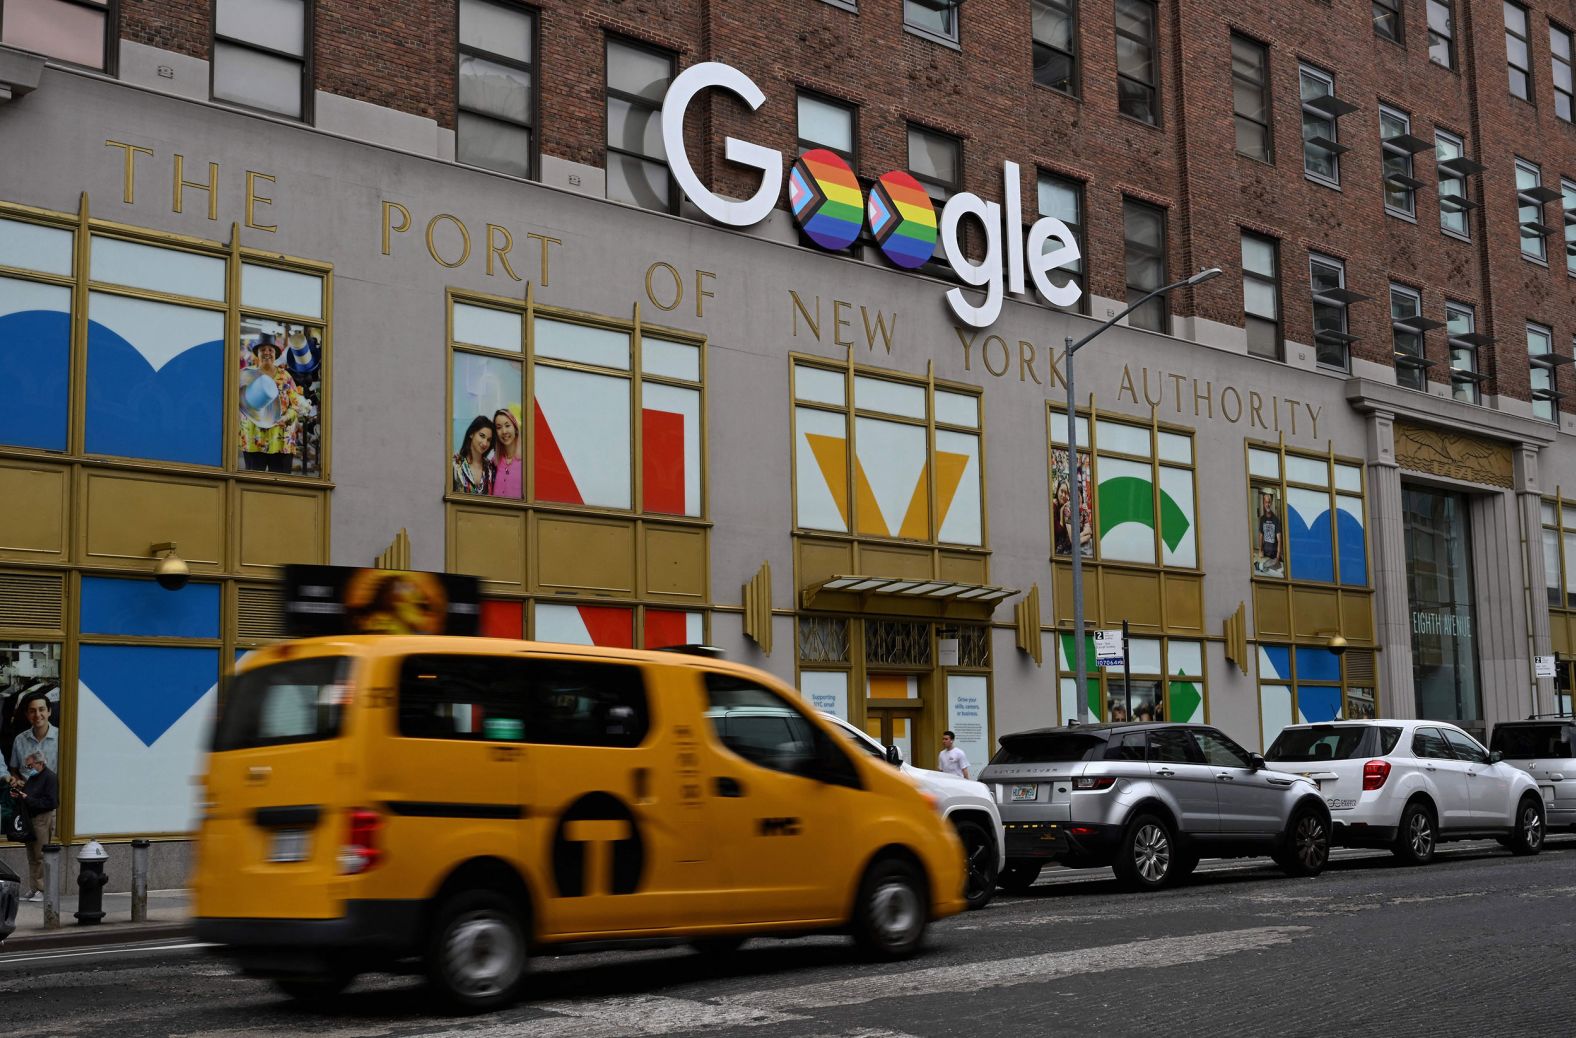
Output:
left=1404, top=487, right=1481, bottom=726
left=605, top=37, right=675, bottom=213
left=1248, top=445, right=1368, bottom=587
left=797, top=92, right=856, bottom=163
left=1123, top=199, right=1167, bottom=333
left=1300, top=65, right=1346, bottom=186
left=1517, top=158, right=1554, bottom=263
left=1446, top=302, right=1483, bottom=404
left=908, top=124, right=961, bottom=268
left=1528, top=322, right=1560, bottom=422
left=1310, top=253, right=1356, bottom=371
left=1032, top=0, right=1078, bottom=95
left=905, top=0, right=959, bottom=43
left=792, top=362, right=983, bottom=545
left=1427, top=0, right=1455, bottom=67
left=211, top=0, right=310, bottom=119
left=1231, top=34, right=1271, bottom=162
left=1390, top=284, right=1428, bottom=391
left=0, top=0, right=113, bottom=70
left=447, top=296, right=704, bottom=512
left=1241, top=232, right=1280, bottom=360
left=1541, top=497, right=1576, bottom=610
left=1373, top=0, right=1402, bottom=43
left=1435, top=130, right=1475, bottom=239
left=1563, top=179, right=1576, bottom=276
left=1037, top=173, right=1085, bottom=312
left=1050, top=410, right=1197, bottom=568
left=1257, top=646, right=1375, bottom=744
left=1555, top=25, right=1575, bottom=121
left=1058, top=636, right=1208, bottom=725
left=456, top=0, right=536, bottom=180
left=1379, top=106, right=1422, bottom=218
left=1506, top=1, right=1533, bottom=100
left=1115, top=0, right=1158, bottom=125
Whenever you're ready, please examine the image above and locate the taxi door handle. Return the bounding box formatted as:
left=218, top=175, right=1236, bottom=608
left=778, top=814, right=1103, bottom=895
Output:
left=714, top=776, right=744, bottom=798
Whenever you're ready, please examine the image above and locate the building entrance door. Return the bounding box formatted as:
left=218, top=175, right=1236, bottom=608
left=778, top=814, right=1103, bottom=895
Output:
left=864, top=673, right=924, bottom=766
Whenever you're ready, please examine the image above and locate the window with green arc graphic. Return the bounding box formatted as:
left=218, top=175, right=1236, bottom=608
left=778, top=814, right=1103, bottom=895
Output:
left=1055, top=634, right=1207, bottom=724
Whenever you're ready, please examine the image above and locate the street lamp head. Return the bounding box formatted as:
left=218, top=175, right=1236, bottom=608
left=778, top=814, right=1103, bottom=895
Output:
left=1185, top=267, right=1223, bottom=286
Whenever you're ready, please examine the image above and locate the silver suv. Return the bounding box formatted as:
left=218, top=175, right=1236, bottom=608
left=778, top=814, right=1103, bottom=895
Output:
left=1491, top=717, right=1576, bottom=833
left=979, top=723, right=1331, bottom=892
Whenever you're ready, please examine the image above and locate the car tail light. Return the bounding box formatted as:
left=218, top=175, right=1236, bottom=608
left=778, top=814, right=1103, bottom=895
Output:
left=338, top=808, right=383, bottom=874
left=1072, top=776, right=1117, bottom=790
left=1362, top=760, right=1391, bottom=791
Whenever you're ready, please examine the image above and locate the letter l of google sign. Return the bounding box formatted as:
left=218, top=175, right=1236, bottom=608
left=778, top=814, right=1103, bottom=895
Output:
left=661, top=62, right=1083, bottom=328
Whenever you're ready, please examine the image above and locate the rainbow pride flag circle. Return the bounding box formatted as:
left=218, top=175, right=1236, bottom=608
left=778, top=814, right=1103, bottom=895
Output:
left=867, top=170, right=937, bottom=270
left=789, top=148, right=863, bottom=251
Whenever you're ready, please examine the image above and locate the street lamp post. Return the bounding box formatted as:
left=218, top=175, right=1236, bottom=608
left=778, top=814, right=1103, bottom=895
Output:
left=1063, top=267, right=1221, bottom=722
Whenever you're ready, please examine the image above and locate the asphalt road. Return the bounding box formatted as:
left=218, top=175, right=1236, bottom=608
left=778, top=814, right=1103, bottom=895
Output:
left=5, top=838, right=1574, bottom=1038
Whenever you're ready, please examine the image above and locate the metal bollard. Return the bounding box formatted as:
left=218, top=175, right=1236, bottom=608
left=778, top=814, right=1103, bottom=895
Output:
left=74, top=841, right=108, bottom=925
left=131, top=839, right=150, bottom=923
left=41, top=843, right=61, bottom=929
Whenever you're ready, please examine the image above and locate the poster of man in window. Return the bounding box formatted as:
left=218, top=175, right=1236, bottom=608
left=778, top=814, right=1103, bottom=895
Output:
left=1251, top=484, right=1285, bottom=578
left=238, top=318, right=322, bottom=476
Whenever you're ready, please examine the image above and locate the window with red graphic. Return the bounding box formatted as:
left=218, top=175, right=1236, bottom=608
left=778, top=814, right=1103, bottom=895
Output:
left=448, top=301, right=703, bottom=516
left=532, top=602, right=704, bottom=650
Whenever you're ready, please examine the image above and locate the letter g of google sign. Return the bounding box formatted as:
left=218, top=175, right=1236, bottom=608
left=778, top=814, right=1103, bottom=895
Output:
left=660, top=62, right=1083, bottom=329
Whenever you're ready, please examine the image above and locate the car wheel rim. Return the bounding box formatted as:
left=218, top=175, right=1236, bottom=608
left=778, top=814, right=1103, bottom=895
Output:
left=1409, top=812, right=1433, bottom=857
left=444, top=912, right=521, bottom=998
left=1296, top=815, right=1328, bottom=869
left=1134, top=824, right=1170, bottom=883
left=963, top=833, right=994, bottom=900
left=870, top=878, right=921, bottom=947
left=1523, top=805, right=1544, bottom=849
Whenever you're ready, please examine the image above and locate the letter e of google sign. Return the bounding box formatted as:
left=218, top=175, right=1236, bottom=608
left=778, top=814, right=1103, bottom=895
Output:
left=661, top=62, right=1082, bottom=329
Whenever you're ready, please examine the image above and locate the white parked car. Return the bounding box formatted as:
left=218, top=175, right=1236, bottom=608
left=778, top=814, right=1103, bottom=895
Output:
left=819, top=712, right=1006, bottom=909
left=1265, top=720, right=1547, bottom=864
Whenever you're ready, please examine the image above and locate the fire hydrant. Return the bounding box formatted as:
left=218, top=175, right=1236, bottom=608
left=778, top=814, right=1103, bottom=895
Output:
left=75, top=841, right=108, bottom=925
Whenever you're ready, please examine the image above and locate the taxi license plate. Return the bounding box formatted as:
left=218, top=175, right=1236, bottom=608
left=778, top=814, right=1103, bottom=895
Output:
left=1010, top=784, right=1039, bottom=802
left=268, top=829, right=310, bottom=863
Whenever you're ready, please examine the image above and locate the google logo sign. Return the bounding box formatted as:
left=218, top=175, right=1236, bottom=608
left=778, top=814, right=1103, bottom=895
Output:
left=661, top=62, right=1084, bottom=329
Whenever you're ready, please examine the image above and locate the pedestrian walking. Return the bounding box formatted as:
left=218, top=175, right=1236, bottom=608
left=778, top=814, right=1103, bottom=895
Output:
left=937, top=730, right=971, bottom=779
left=9, top=751, right=58, bottom=900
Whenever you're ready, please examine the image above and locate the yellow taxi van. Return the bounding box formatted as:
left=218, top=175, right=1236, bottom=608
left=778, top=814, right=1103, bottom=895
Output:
left=193, top=636, right=965, bottom=1011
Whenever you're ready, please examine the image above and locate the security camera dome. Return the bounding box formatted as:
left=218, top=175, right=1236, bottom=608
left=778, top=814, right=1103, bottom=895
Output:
left=155, top=554, right=190, bottom=591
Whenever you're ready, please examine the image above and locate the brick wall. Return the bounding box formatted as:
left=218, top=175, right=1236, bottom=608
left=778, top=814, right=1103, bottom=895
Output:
left=111, top=0, right=1576, bottom=410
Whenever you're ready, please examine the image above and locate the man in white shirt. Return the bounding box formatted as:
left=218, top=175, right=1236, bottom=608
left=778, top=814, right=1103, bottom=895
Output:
left=937, top=730, right=970, bottom=779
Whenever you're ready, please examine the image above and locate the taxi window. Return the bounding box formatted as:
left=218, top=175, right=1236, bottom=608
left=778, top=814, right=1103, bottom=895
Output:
left=214, top=656, right=350, bottom=751
left=703, top=674, right=857, bottom=786
left=397, top=655, right=649, bottom=747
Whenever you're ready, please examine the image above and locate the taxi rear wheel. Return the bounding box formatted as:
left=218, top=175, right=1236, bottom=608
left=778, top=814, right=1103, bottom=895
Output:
left=425, top=889, right=528, bottom=1014
left=851, top=857, right=927, bottom=960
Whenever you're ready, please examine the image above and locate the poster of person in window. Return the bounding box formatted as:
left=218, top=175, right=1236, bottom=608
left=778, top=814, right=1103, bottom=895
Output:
left=1251, top=485, right=1285, bottom=577
left=1052, top=448, right=1093, bottom=557
left=238, top=318, right=322, bottom=476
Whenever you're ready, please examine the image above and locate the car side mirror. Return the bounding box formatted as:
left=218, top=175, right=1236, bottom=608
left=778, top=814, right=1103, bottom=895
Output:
left=1248, top=752, right=1266, bottom=771
left=1489, top=750, right=1503, bottom=764
left=885, top=744, right=903, bottom=767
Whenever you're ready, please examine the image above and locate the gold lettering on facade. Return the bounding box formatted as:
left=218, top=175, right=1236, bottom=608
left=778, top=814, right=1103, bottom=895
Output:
left=245, top=171, right=276, bottom=232
left=1018, top=341, right=1040, bottom=384
left=1393, top=422, right=1513, bottom=488
left=1192, top=379, right=1214, bottom=419
left=1307, top=404, right=1322, bottom=440
left=1046, top=344, right=1066, bottom=389
left=172, top=154, right=219, bottom=221
left=105, top=140, right=153, bottom=204
left=1169, top=373, right=1188, bottom=413
left=833, top=300, right=855, bottom=347
left=1220, top=385, right=1243, bottom=423
left=862, top=308, right=898, bottom=354
left=645, top=262, right=684, bottom=311
left=381, top=200, right=411, bottom=255
left=955, top=328, right=976, bottom=371
left=791, top=291, right=820, bottom=339
left=1284, top=398, right=1301, bottom=436
left=1117, top=365, right=1138, bottom=404
left=1141, top=367, right=1164, bottom=408
left=1248, top=390, right=1266, bottom=429
left=425, top=214, right=472, bottom=269
left=526, top=232, right=561, bottom=287
left=696, top=270, right=716, bottom=317
left=982, top=335, right=1010, bottom=377
left=486, top=224, right=522, bottom=281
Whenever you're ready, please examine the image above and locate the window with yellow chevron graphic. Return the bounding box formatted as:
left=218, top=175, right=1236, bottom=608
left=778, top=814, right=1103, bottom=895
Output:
left=792, top=362, right=982, bottom=545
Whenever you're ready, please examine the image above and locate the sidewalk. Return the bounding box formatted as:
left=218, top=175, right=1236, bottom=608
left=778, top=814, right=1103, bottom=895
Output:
left=4, top=889, right=193, bottom=952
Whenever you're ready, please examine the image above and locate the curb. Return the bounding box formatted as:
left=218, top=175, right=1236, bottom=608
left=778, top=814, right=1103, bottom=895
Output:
left=1, top=922, right=194, bottom=953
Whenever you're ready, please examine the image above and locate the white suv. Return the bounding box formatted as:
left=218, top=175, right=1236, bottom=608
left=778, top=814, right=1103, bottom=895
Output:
left=1265, top=720, right=1547, bottom=864
left=820, top=712, right=1006, bottom=909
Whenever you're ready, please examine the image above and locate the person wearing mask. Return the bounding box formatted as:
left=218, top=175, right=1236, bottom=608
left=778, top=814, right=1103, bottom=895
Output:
left=9, top=750, right=58, bottom=901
